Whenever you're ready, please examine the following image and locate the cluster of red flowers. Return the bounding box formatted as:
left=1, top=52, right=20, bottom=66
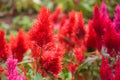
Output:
left=1, top=1, right=120, bottom=80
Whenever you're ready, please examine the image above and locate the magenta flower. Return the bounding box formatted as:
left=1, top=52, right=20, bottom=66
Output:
left=100, top=2, right=109, bottom=18
left=113, top=5, right=120, bottom=33
left=6, top=55, right=24, bottom=80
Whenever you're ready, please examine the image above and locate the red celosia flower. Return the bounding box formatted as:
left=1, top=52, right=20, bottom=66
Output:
left=115, top=57, right=120, bottom=80
left=10, top=29, right=28, bottom=62
left=73, top=46, right=85, bottom=63
left=100, top=56, right=112, bottom=80
left=93, top=5, right=105, bottom=38
left=0, top=30, right=9, bottom=61
left=85, top=20, right=97, bottom=50
left=58, top=11, right=76, bottom=51
left=113, top=5, right=120, bottom=33
left=40, top=47, right=63, bottom=76
left=28, top=7, right=54, bottom=48
left=103, top=24, right=120, bottom=56
left=72, top=12, right=86, bottom=47
left=50, top=6, right=62, bottom=24
left=91, top=4, right=110, bottom=50
left=29, top=41, right=41, bottom=61
left=60, top=13, right=67, bottom=28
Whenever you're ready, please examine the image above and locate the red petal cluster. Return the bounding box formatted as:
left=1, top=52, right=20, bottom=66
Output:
left=73, top=46, right=85, bottom=63
left=114, top=57, right=120, bottom=80
left=100, top=56, right=112, bottom=80
left=0, top=30, right=9, bottom=61
left=28, top=7, right=53, bottom=48
left=58, top=11, right=76, bottom=51
left=85, top=20, right=97, bottom=50
left=93, top=5, right=106, bottom=39
left=90, top=4, right=111, bottom=50
left=40, top=47, right=63, bottom=76
left=103, top=24, right=120, bottom=56
left=58, top=11, right=86, bottom=51
left=50, top=7, right=62, bottom=24
left=72, top=12, right=86, bottom=46
left=10, top=29, right=28, bottom=62
left=68, top=63, right=77, bottom=75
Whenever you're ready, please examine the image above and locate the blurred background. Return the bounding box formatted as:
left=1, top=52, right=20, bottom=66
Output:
left=0, top=0, right=120, bottom=34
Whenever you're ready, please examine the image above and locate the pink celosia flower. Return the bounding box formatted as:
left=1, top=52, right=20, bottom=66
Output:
left=113, top=5, right=120, bottom=33
left=6, top=55, right=24, bottom=80
left=100, top=2, right=109, bottom=18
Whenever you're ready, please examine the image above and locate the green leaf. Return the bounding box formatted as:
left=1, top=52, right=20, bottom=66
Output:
left=34, top=73, right=44, bottom=80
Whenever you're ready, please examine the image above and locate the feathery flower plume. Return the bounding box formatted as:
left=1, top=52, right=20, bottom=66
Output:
left=85, top=20, right=97, bottom=51
left=91, top=4, right=110, bottom=50
left=50, top=6, right=62, bottom=24
left=40, top=47, right=63, bottom=76
left=0, top=30, right=9, bottom=62
left=103, top=24, right=120, bottom=56
left=58, top=11, right=76, bottom=51
left=10, top=29, right=28, bottom=62
left=72, top=12, right=86, bottom=46
left=28, top=7, right=54, bottom=48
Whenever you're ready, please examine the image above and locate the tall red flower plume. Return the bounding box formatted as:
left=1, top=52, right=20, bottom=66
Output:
left=103, top=24, right=120, bottom=56
left=91, top=4, right=110, bottom=50
left=72, top=12, right=86, bottom=46
left=0, top=30, right=9, bottom=61
left=100, top=56, right=112, bottom=80
left=40, top=47, right=63, bottom=76
left=58, top=11, right=76, bottom=51
left=85, top=20, right=97, bottom=50
left=50, top=6, right=62, bottom=24
left=10, top=29, right=28, bottom=62
left=93, top=5, right=105, bottom=38
left=28, top=7, right=54, bottom=48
